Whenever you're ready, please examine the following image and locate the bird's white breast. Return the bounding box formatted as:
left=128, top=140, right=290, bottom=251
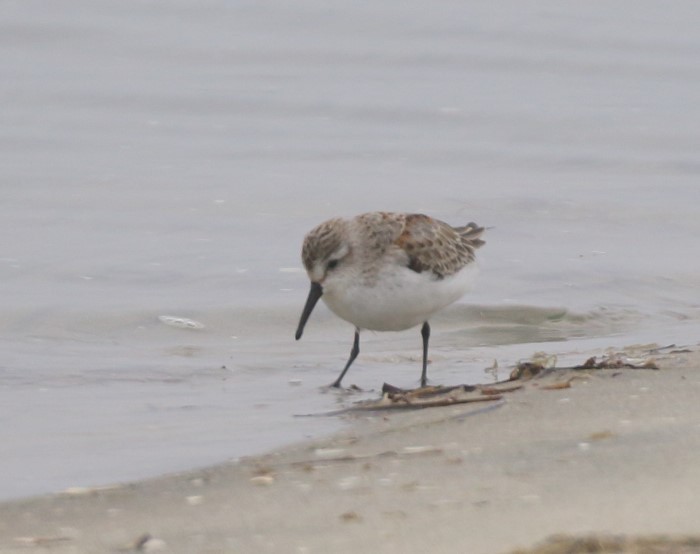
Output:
left=322, top=263, right=478, bottom=332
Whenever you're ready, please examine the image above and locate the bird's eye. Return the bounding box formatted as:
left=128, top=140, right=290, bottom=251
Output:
left=327, top=259, right=339, bottom=271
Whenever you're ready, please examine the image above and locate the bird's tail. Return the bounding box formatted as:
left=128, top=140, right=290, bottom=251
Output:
left=455, top=222, right=485, bottom=249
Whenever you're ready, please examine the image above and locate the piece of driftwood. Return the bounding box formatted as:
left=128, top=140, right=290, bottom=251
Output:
left=347, top=392, right=503, bottom=412
left=335, top=379, right=529, bottom=413
left=382, top=382, right=476, bottom=398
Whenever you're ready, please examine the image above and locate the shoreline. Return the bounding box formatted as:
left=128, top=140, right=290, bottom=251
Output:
left=2, top=345, right=699, bottom=553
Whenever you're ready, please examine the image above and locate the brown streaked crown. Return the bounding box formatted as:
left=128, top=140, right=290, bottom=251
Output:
left=301, top=218, right=345, bottom=272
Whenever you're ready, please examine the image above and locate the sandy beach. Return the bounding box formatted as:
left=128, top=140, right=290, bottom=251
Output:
left=2, top=344, right=699, bottom=554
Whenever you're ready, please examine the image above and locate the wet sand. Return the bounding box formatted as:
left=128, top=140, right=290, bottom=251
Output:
left=1, top=345, right=699, bottom=554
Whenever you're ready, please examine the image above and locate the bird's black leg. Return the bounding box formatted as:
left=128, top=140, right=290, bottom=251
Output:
left=331, top=328, right=360, bottom=388
left=420, top=321, right=430, bottom=387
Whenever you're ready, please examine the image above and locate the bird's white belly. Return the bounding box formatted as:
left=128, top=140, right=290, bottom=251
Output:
left=322, top=264, right=478, bottom=331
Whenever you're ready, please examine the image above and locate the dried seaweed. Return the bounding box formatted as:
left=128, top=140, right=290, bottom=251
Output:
left=573, top=356, right=659, bottom=370
left=300, top=350, right=662, bottom=416
left=510, top=354, right=659, bottom=382
left=510, top=533, right=700, bottom=554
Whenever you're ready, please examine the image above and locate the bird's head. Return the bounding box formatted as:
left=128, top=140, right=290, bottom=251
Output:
left=295, top=218, right=353, bottom=340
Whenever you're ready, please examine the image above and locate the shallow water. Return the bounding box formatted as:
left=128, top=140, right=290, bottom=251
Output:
left=2, top=0, right=700, bottom=500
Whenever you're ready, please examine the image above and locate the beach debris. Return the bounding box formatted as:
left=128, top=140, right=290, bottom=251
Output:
left=401, top=445, right=442, bottom=455
left=299, top=348, right=666, bottom=417
left=631, top=343, right=687, bottom=355
left=383, top=382, right=508, bottom=402
left=141, top=538, right=167, bottom=552
left=124, top=534, right=167, bottom=552
left=250, top=475, right=275, bottom=486
left=61, top=484, right=123, bottom=496
left=480, top=384, right=523, bottom=395
left=531, top=351, right=558, bottom=369
left=14, top=536, right=72, bottom=547
left=484, top=359, right=500, bottom=382
left=133, top=534, right=151, bottom=550
left=186, top=494, right=204, bottom=505
left=509, top=533, right=700, bottom=554
left=373, top=349, right=659, bottom=406
left=588, top=430, right=615, bottom=441
left=314, top=447, right=348, bottom=458
left=666, top=347, right=692, bottom=354
left=373, top=384, right=504, bottom=410
left=339, top=511, right=362, bottom=523
left=574, top=355, right=658, bottom=370
left=61, top=486, right=94, bottom=496
left=157, top=315, right=204, bottom=330
left=508, top=353, right=558, bottom=380
left=510, top=362, right=546, bottom=381
left=250, top=465, right=276, bottom=485
left=306, top=381, right=519, bottom=415
left=510, top=352, right=659, bottom=381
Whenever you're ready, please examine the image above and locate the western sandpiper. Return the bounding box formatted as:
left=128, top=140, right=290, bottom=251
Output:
left=295, top=212, right=485, bottom=388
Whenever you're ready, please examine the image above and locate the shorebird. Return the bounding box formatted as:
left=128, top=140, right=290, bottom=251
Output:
left=295, top=212, right=485, bottom=387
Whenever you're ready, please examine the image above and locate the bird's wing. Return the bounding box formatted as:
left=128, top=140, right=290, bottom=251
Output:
left=394, top=214, right=484, bottom=278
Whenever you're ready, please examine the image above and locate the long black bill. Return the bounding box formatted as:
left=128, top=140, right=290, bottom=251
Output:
left=295, top=281, right=323, bottom=340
